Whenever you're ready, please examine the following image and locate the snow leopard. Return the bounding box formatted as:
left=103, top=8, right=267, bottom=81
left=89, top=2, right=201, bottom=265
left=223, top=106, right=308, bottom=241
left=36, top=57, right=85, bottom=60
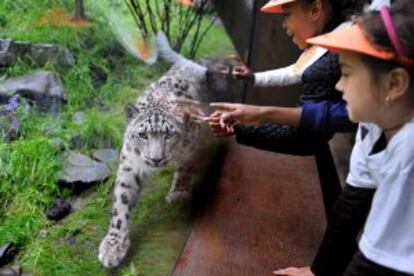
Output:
left=98, top=33, right=218, bottom=268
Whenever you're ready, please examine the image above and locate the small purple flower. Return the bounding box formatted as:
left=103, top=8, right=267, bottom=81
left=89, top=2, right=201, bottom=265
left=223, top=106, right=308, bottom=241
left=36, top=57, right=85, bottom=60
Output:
left=3, top=96, right=19, bottom=112
left=10, top=117, right=19, bottom=131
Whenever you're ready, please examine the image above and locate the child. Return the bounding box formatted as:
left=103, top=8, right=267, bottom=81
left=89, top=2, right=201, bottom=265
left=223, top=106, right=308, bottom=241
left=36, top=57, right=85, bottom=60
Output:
left=232, top=0, right=389, bottom=87
left=207, top=0, right=368, bottom=217
left=275, top=1, right=414, bottom=275
left=208, top=1, right=391, bottom=155
left=207, top=0, right=367, bottom=156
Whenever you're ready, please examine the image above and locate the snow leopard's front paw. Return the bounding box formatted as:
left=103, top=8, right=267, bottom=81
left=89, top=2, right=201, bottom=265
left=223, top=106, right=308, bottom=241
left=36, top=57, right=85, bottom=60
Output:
left=98, top=233, right=130, bottom=268
left=165, top=190, right=191, bottom=204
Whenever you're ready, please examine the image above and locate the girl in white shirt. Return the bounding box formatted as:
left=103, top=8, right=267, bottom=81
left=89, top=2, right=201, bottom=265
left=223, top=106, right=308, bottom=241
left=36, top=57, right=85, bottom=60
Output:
left=275, top=0, right=414, bottom=275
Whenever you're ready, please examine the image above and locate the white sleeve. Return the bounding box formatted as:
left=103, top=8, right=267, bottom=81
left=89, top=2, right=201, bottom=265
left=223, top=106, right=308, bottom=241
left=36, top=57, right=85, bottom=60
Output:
left=346, top=125, right=377, bottom=188
left=253, top=65, right=302, bottom=87
left=368, top=0, right=390, bottom=10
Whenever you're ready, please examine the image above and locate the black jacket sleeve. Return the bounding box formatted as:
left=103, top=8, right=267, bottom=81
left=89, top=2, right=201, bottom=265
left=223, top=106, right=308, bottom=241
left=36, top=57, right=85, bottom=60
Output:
left=299, top=101, right=358, bottom=135
left=234, top=123, right=330, bottom=156
left=310, top=184, right=375, bottom=276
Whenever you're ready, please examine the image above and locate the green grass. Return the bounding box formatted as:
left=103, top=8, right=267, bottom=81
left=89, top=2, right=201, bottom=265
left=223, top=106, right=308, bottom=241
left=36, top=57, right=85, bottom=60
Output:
left=18, top=171, right=192, bottom=276
left=0, top=0, right=232, bottom=275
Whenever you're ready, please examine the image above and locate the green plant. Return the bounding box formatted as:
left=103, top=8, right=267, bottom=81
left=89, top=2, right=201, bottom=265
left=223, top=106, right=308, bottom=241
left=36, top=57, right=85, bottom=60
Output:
left=0, top=0, right=233, bottom=273
left=76, top=108, right=124, bottom=149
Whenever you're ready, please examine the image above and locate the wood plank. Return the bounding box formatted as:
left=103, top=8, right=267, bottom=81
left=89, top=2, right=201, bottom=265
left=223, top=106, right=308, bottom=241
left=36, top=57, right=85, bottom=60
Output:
left=173, top=141, right=326, bottom=276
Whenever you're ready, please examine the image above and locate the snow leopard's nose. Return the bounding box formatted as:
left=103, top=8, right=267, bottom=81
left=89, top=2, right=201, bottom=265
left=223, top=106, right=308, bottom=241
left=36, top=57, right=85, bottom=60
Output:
left=150, top=158, right=163, bottom=166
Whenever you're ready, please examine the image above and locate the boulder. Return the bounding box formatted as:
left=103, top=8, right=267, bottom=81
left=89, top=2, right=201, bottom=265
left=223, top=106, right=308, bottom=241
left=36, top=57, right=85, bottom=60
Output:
left=0, top=265, right=21, bottom=276
left=30, top=43, right=75, bottom=67
left=0, top=71, right=66, bottom=112
left=0, top=243, right=18, bottom=267
left=91, top=148, right=119, bottom=165
left=58, top=151, right=111, bottom=191
left=45, top=198, right=72, bottom=221
left=0, top=39, right=30, bottom=66
left=0, top=39, right=74, bottom=67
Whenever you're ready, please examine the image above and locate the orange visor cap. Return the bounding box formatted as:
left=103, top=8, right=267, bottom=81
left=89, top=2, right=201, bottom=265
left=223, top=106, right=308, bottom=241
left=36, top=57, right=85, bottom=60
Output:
left=261, top=0, right=296, bottom=13
left=307, top=24, right=394, bottom=60
left=176, top=0, right=193, bottom=6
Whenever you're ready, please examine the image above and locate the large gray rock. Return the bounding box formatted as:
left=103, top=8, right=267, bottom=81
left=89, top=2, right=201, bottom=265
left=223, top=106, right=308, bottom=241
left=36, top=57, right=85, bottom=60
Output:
left=0, top=70, right=66, bottom=112
left=0, top=39, right=30, bottom=66
left=92, top=148, right=119, bottom=165
left=0, top=39, right=74, bottom=67
left=0, top=243, right=18, bottom=267
left=58, top=151, right=111, bottom=189
left=0, top=265, right=21, bottom=276
left=30, top=43, right=75, bottom=67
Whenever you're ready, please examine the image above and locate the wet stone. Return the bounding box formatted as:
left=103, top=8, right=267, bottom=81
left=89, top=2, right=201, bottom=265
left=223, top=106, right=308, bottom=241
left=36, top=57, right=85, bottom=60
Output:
left=0, top=265, right=22, bottom=276
left=0, top=39, right=74, bottom=67
left=0, top=39, right=29, bottom=66
left=30, top=43, right=74, bottom=67
left=58, top=151, right=111, bottom=191
left=0, top=243, right=18, bottom=267
left=0, top=71, right=66, bottom=113
left=91, top=149, right=118, bottom=165
left=45, top=198, right=72, bottom=221
left=72, top=111, right=86, bottom=125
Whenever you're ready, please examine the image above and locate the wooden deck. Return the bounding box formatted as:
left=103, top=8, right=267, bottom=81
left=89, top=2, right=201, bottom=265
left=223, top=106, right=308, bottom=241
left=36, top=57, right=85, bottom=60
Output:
left=172, top=141, right=326, bottom=276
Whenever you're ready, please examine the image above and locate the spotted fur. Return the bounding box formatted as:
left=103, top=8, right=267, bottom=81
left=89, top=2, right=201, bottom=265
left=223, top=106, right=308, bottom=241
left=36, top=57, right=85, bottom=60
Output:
left=98, top=34, right=214, bottom=268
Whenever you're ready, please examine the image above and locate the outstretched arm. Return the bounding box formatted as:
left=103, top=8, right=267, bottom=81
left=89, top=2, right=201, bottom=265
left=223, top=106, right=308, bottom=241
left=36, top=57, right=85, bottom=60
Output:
left=231, top=64, right=301, bottom=87
left=206, top=100, right=356, bottom=136
left=253, top=65, right=302, bottom=87
left=299, top=100, right=357, bottom=135
left=205, top=102, right=302, bottom=130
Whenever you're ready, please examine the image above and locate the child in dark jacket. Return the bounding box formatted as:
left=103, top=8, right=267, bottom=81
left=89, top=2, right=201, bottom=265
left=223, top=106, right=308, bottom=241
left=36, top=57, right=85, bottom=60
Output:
left=206, top=0, right=368, bottom=216
left=228, top=0, right=389, bottom=155
left=206, top=0, right=372, bottom=156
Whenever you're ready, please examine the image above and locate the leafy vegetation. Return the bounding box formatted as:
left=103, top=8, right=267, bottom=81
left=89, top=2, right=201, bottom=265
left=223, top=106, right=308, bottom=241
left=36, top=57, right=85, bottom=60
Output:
left=0, top=0, right=232, bottom=274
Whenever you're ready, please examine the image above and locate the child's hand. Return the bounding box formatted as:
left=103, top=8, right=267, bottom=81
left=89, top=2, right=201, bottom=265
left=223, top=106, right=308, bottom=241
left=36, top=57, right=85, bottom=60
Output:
left=204, top=111, right=235, bottom=137
left=273, top=267, right=314, bottom=276
left=227, top=55, right=254, bottom=84
left=233, top=64, right=254, bottom=84
left=206, top=102, right=264, bottom=128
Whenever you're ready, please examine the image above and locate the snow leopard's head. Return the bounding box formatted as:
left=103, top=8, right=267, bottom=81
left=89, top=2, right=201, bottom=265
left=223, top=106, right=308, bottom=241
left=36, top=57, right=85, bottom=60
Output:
left=124, top=93, right=188, bottom=169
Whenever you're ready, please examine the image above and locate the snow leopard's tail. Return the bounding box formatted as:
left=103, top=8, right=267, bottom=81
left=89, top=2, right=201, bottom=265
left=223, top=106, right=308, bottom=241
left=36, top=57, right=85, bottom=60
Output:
left=156, top=32, right=207, bottom=75
left=155, top=32, right=185, bottom=64
left=106, top=4, right=158, bottom=65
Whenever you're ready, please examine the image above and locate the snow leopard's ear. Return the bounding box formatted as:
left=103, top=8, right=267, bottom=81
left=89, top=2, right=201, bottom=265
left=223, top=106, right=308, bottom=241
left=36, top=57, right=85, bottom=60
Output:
left=125, top=103, right=139, bottom=121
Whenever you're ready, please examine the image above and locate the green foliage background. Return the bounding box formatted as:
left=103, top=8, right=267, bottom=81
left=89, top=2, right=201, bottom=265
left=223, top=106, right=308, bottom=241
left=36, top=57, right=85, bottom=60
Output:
left=0, top=0, right=233, bottom=275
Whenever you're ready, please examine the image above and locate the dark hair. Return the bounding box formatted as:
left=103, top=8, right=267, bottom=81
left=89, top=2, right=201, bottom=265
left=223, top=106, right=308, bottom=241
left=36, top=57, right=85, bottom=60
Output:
left=358, top=0, right=414, bottom=79
left=301, top=0, right=370, bottom=32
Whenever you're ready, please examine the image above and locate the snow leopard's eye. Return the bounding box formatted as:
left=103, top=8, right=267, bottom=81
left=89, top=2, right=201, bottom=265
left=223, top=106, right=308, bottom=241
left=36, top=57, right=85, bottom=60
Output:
left=137, top=132, right=148, bottom=140
left=165, top=132, right=174, bottom=140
